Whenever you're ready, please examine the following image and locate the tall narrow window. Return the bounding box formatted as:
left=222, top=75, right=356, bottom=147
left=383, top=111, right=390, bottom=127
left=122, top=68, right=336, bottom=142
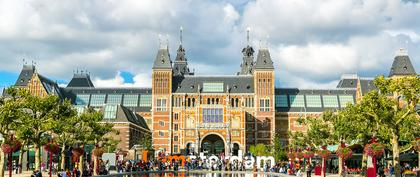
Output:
left=259, top=98, right=270, bottom=112
left=156, top=98, right=167, bottom=111
left=192, top=98, right=195, bottom=107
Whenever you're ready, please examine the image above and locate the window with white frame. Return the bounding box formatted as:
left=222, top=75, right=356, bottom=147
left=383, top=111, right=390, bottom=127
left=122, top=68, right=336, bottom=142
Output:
left=323, top=95, right=339, bottom=107
left=90, top=94, right=106, bottom=107
left=159, top=121, right=164, bottom=127
left=289, top=95, right=305, bottom=107
left=107, top=94, right=122, bottom=105
left=306, top=95, right=322, bottom=108
left=173, top=145, right=179, bottom=153
left=259, top=98, right=270, bottom=112
left=156, top=98, right=167, bottom=111
left=76, top=94, right=90, bottom=105
left=104, top=105, right=117, bottom=119
left=174, top=136, right=178, bottom=141
left=123, top=94, right=138, bottom=107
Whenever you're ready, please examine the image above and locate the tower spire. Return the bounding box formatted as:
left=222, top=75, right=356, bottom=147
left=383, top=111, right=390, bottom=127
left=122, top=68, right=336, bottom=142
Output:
left=246, top=27, right=250, bottom=46
left=180, top=26, right=183, bottom=45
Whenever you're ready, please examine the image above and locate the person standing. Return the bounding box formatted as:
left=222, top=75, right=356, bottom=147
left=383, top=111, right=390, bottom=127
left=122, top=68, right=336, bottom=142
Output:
left=306, top=163, right=312, bottom=177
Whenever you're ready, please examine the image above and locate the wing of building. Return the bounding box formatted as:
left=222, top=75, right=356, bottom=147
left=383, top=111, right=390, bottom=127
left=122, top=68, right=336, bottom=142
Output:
left=6, top=39, right=416, bottom=156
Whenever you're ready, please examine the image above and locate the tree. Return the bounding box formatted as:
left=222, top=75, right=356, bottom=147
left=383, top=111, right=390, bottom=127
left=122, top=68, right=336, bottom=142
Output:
left=50, top=100, right=78, bottom=170
left=249, top=144, right=270, bottom=156
left=373, top=76, right=420, bottom=177
left=19, top=92, right=61, bottom=171
left=273, top=132, right=287, bottom=161
left=75, top=107, right=116, bottom=174
left=138, top=133, right=153, bottom=151
left=0, top=88, right=27, bottom=177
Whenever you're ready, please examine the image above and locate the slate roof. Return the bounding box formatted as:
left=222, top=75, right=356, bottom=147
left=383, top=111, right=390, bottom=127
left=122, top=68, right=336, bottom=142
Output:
left=275, top=88, right=357, bottom=112
left=153, top=48, right=172, bottom=69
left=67, top=73, right=94, bottom=87
left=173, top=45, right=191, bottom=76
left=172, top=75, right=254, bottom=93
left=389, top=54, right=416, bottom=77
left=254, top=49, right=274, bottom=69
left=102, top=105, right=150, bottom=131
left=359, top=78, right=377, bottom=96
left=336, top=74, right=358, bottom=88
left=14, top=65, right=35, bottom=87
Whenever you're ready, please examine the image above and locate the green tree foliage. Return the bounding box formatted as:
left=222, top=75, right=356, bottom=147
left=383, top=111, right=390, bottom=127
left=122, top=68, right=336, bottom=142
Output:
left=372, top=76, right=420, bottom=177
left=273, top=132, right=287, bottom=161
left=138, top=132, right=153, bottom=151
left=249, top=143, right=270, bottom=156
left=0, top=88, right=28, bottom=177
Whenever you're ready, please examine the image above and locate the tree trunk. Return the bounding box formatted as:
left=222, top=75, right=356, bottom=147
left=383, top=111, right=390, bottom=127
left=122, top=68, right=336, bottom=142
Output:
left=60, top=147, right=66, bottom=171
left=338, top=157, right=343, bottom=176
left=35, top=144, right=41, bottom=171
left=93, top=155, right=98, bottom=176
left=392, top=133, right=401, bottom=177
left=78, top=155, right=84, bottom=173
left=0, top=147, right=5, bottom=177
left=418, top=150, right=420, bottom=173
left=18, top=149, right=24, bottom=173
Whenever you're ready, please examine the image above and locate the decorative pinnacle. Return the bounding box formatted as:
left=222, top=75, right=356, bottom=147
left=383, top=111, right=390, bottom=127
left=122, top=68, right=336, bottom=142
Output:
left=246, top=27, right=250, bottom=46
left=180, top=26, right=183, bottom=45
left=396, top=48, right=408, bottom=56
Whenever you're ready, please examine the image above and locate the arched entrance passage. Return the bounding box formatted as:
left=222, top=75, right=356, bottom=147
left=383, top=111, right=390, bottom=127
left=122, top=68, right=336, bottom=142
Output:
left=201, top=134, right=225, bottom=156
left=232, top=143, right=240, bottom=156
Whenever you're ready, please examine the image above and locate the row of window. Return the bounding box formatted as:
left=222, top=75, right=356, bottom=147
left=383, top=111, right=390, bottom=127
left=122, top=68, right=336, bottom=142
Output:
left=202, top=108, right=223, bottom=123
left=275, top=94, right=354, bottom=108
left=75, top=94, right=152, bottom=107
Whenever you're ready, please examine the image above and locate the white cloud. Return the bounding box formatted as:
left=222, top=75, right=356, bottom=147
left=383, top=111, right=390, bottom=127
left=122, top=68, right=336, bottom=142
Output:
left=1, top=0, right=420, bottom=89
left=93, top=71, right=152, bottom=88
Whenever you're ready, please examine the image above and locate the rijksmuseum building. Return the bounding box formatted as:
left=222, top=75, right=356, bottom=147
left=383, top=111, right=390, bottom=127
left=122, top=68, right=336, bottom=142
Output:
left=7, top=35, right=417, bottom=157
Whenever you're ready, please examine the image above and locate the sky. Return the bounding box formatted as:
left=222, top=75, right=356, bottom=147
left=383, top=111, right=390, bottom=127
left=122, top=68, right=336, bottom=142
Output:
left=1, top=0, right=420, bottom=89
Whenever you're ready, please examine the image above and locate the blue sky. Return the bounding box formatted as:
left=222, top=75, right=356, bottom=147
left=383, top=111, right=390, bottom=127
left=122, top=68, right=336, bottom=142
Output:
left=1, top=0, right=420, bottom=88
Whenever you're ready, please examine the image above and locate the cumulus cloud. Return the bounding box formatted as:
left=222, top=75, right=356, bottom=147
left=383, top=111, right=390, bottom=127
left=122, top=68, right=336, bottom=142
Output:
left=93, top=71, right=152, bottom=88
left=1, top=0, right=420, bottom=89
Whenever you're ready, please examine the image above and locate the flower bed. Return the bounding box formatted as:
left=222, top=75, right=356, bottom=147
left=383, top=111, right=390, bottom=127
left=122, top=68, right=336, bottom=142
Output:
left=336, top=147, right=353, bottom=160
left=364, top=142, right=384, bottom=157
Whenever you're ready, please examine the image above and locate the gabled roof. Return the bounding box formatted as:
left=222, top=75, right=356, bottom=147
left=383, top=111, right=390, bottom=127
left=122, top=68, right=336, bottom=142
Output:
left=254, top=49, right=274, bottom=69
left=389, top=49, right=416, bottom=77
left=38, top=74, right=63, bottom=98
left=67, top=73, right=94, bottom=88
left=14, top=65, right=35, bottom=87
left=152, top=48, right=172, bottom=70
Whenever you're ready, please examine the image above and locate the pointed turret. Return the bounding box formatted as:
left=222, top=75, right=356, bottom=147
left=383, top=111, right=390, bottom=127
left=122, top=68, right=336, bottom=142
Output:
left=254, top=49, right=274, bottom=69
left=173, top=45, right=191, bottom=76
left=15, top=64, right=36, bottom=87
left=173, top=27, right=191, bottom=76
left=152, top=48, right=172, bottom=70
left=389, top=48, right=416, bottom=77
left=239, top=28, right=255, bottom=75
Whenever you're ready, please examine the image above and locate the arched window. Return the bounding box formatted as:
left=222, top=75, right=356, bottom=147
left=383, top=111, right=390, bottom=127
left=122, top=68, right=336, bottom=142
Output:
left=207, top=98, right=210, bottom=104
left=192, top=98, right=195, bottom=107
left=235, top=98, right=239, bottom=107
left=187, top=98, right=191, bottom=107
left=212, top=98, right=215, bottom=104
left=216, top=98, right=219, bottom=104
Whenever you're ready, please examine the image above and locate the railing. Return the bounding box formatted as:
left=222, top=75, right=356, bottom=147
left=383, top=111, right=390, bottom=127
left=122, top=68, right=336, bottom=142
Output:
left=95, top=171, right=177, bottom=177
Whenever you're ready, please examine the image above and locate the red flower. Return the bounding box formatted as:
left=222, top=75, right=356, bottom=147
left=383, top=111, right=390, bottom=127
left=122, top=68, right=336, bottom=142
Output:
left=303, top=150, right=315, bottom=159
left=317, top=149, right=331, bottom=158
left=364, top=142, right=384, bottom=157
left=336, top=147, right=353, bottom=160
left=44, top=143, right=59, bottom=154
left=2, top=139, right=22, bottom=154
